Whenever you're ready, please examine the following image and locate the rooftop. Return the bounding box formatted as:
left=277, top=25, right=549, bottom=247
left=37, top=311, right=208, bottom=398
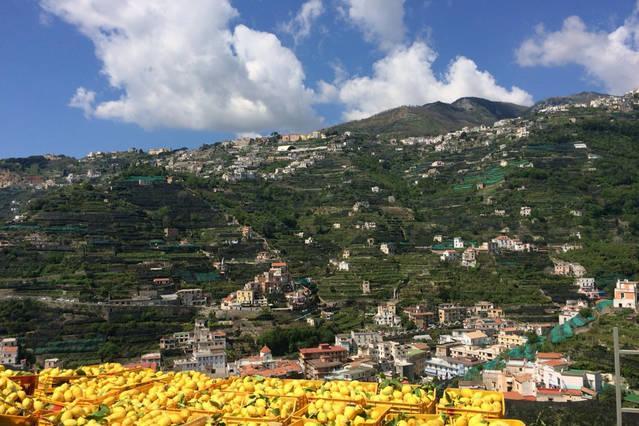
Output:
left=537, top=352, right=564, bottom=359
left=299, top=344, right=348, bottom=355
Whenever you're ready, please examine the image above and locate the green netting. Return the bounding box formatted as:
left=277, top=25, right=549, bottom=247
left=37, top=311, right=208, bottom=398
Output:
left=550, top=324, right=565, bottom=344
left=568, top=315, right=588, bottom=327
left=596, top=299, right=613, bottom=312
left=507, top=343, right=538, bottom=360
left=562, top=322, right=575, bottom=338
left=453, top=184, right=474, bottom=191
left=295, top=277, right=312, bottom=286
left=432, top=242, right=454, bottom=250
left=507, top=347, right=525, bottom=359
left=464, top=366, right=482, bottom=381
left=484, top=359, right=506, bottom=370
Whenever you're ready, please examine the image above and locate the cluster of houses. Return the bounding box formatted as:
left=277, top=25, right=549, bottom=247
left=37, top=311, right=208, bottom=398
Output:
left=399, top=118, right=531, bottom=156
left=0, top=171, right=56, bottom=190
left=297, top=332, right=430, bottom=381
left=154, top=319, right=227, bottom=377
left=539, top=90, right=639, bottom=114
left=482, top=352, right=603, bottom=402
left=280, top=131, right=327, bottom=142
left=553, top=260, right=587, bottom=277
left=261, top=151, right=326, bottom=181
left=434, top=233, right=536, bottom=268
left=221, top=262, right=312, bottom=311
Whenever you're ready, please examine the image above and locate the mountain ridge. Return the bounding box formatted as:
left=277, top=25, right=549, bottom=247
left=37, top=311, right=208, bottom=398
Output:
left=325, top=97, right=530, bottom=138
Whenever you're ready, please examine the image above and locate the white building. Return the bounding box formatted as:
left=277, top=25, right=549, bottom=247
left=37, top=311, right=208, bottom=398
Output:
left=520, top=206, right=532, bottom=217
left=575, top=278, right=598, bottom=299
left=0, top=338, right=19, bottom=366
left=174, top=350, right=227, bottom=377
left=44, top=358, right=61, bottom=369
left=453, top=237, right=464, bottom=249
left=440, top=250, right=459, bottom=262
left=424, top=356, right=481, bottom=380
left=461, top=247, right=477, bottom=268
left=614, top=279, right=638, bottom=311
left=374, top=301, right=402, bottom=328
left=558, top=300, right=589, bottom=325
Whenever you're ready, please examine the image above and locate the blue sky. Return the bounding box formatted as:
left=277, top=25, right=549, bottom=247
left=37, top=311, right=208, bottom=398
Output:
left=1, top=0, right=638, bottom=158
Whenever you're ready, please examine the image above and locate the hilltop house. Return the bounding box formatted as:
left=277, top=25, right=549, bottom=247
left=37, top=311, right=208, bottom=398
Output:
left=0, top=338, right=20, bottom=367
left=614, top=279, right=638, bottom=311
left=520, top=206, right=532, bottom=217
left=462, top=247, right=477, bottom=267
left=375, top=301, right=402, bottom=328
left=553, top=261, right=586, bottom=277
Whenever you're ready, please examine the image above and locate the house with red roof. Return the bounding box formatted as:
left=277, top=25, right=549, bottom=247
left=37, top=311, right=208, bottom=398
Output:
left=299, top=343, right=348, bottom=378
left=0, top=338, right=20, bottom=367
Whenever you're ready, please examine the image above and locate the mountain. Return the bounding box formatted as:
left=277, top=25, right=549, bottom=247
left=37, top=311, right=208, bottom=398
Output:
left=532, top=91, right=609, bottom=109
left=325, top=97, right=529, bottom=138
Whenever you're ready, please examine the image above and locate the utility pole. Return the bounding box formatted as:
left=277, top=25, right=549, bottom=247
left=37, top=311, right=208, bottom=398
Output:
left=613, top=326, right=639, bottom=425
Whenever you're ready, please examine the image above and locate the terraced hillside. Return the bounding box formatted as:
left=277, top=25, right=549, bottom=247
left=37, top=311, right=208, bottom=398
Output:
left=1, top=94, right=639, bottom=358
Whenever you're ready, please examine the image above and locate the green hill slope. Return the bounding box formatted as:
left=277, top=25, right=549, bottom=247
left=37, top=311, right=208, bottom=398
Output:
left=325, top=97, right=529, bottom=137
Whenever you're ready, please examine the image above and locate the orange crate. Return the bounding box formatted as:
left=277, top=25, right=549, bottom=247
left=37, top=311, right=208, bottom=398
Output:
left=367, top=399, right=433, bottom=414
left=0, top=414, right=36, bottom=426
left=8, top=376, right=38, bottom=396
left=384, top=413, right=448, bottom=424
left=446, top=416, right=524, bottom=426
left=75, top=389, right=120, bottom=406
left=307, top=394, right=366, bottom=405
left=436, top=389, right=505, bottom=419
left=292, top=400, right=389, bottom=426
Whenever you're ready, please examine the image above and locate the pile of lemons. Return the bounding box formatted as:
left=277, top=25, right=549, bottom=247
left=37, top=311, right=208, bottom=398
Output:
left=449, top=413, right=515, bottom=426
left=297, top=399, right=386, bottom=426
left=0, top=363, right=529, bottom=426
left=48, top=369, right=164, bottom=404
left=369, top=383, right=436, bottom=407
left=437, top=389, right=503, bottom=415
left=0, top=375, right=33, bottom=416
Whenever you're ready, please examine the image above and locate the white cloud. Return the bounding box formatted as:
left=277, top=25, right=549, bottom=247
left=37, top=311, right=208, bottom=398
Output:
left=69, top=87, right=96, bottom=117
left=236, top=132, right=262, bottom=139
left=342, top=0, right=405, bottom=51
left=281, top=0, right=324, bottom=43
left=516, top=3, right=639, bottom=94
left=41, top=0, right=321, bottom=133
left=331, top=41, right=533, bottom=120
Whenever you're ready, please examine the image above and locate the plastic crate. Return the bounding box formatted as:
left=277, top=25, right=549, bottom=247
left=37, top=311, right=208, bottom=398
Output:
left=367, top=398, right=434, bottom=414
left=0, top=414, right=36, bottom=426
left=8, top=376, right=38, bottom=396
left=36, top=375, right=82, bottom=394
left=307, top=394, right=366, bottom=405
left=384, top=413, right=447, bottom=424
left=292, top=400, right=389, bottom=426
left=446, top=416, right=525, bottom=426
left=436, top=389, right=505, bottom=419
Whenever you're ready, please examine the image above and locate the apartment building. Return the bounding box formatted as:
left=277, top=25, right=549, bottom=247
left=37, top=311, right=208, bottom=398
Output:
left=438, top=304, right=467, bottom=324
left=614, top=279, right=638, bottom=311
left=299, top=343, right=348, bottom=378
